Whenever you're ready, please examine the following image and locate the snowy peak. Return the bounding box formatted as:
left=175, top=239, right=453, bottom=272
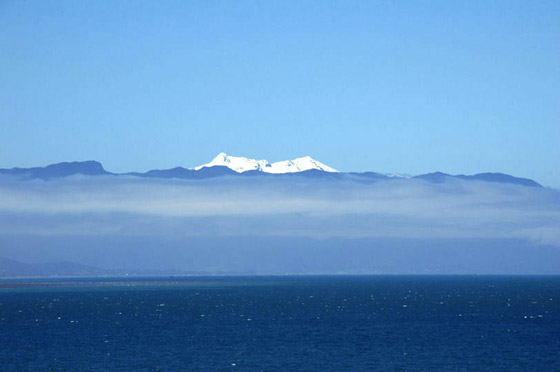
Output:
left=192, top=153, right=339, bottom=174
left=192, top=153, right=270, bottom=173
left=266, top=156, right=338, bottom=174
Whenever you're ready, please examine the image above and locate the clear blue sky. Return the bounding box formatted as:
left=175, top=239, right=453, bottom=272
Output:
left=1, top=0, right=559, bottom=186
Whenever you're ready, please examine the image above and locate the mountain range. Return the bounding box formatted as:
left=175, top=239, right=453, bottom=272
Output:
left=0, top=153, right=543, bottom=187
left=0, top=153, right=557, bottom=277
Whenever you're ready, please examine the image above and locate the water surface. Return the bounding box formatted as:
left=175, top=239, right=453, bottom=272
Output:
left=1, top=276, right=559, bottom=371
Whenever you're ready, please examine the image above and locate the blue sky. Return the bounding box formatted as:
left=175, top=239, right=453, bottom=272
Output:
left=1, top=0, right=559, bottom=186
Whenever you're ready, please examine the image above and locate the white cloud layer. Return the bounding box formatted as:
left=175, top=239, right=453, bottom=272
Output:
left=1, top=175, right=559, bottom=246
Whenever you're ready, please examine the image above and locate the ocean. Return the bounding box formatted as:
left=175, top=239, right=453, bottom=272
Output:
left=1, top=276, right=559, bottom=371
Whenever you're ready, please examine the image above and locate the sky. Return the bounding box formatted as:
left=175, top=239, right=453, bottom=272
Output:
left=1, top=0, right=559, bottom=186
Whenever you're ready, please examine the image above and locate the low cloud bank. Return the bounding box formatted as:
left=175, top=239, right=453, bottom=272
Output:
left=1, top=176, right=559, bottom=246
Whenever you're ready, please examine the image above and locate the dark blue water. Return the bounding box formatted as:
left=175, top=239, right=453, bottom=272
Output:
left=1, top=276, right=559, bottom=371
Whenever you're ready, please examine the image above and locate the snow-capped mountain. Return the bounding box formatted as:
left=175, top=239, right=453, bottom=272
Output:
left=0, top=159, right=543, bottom=187
left=191, top=152, right=339, bottom=174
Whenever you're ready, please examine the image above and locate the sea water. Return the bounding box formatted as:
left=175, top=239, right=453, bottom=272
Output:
left=1, top=276, right=559, bottom=371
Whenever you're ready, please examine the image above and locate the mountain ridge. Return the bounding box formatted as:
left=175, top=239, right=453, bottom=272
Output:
left=0, top=160, right=110, bottom=179
left=0, top=157, right=543, bottom=187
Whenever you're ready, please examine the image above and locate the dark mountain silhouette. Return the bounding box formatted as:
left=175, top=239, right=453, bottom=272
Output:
left=127, top=165, right=238, bottom=179
left=0, top=161, right=109, bottom=180
left=0, top=161, right=543, bottom=187
left=457, top=172, right=542, bottom=187
left=414, top=171, right=542, bottom=187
